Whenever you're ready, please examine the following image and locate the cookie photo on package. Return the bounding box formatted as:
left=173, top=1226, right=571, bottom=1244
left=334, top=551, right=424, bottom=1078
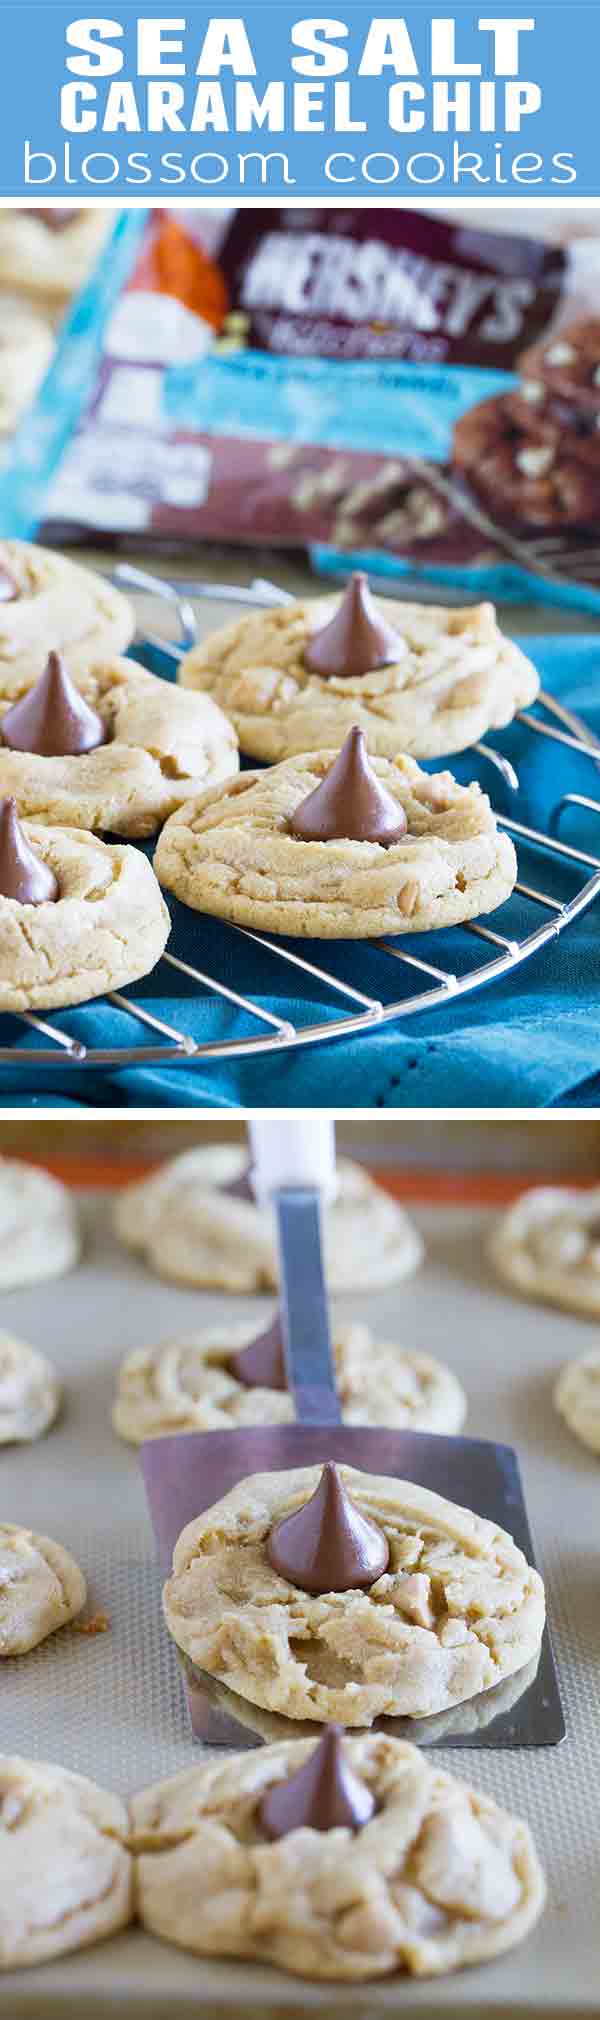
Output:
left=20, top=206, right=600, bottom=613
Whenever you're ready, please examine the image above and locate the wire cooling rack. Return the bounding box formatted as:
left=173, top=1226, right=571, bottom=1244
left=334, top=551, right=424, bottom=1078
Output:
left=2, top=563, right=600, bottom=1072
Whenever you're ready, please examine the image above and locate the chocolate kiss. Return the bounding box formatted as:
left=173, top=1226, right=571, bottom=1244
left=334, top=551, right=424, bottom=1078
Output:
left=304, top=572, right=405, bottom=680
left=288, top=727, right=407, bottom=846
left=229, top=1311, right=286, bottom=1391
left=219, top=1164, right=255, bottom=1205
left=2, top=652, right=107, bottom=758
left=0, top=796, right=58, bottom=905
left=267, top=1461, right=389, bottom=1595
left=259, top=1725, right=376, bottom=1840
left=29, top=209, right=79, bottom=232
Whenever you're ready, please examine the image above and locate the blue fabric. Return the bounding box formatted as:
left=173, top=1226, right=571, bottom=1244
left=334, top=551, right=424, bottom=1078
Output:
left=2, top=632, right=600, bottom=1111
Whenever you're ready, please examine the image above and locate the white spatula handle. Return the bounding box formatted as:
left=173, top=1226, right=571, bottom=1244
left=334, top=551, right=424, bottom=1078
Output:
left=248, top=1118, right=336, bottom=1205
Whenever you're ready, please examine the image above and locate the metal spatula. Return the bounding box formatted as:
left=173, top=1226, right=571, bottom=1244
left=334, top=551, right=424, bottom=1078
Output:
left=142, top=1121, right=564, bottom=1752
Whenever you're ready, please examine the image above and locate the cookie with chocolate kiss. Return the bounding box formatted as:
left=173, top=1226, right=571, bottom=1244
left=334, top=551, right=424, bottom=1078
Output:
left=1, top=652, right=106, bottom=758
left=288, top=726, right=407, bottom=845
left=259, top=1725, right=376, bottom=1839
left=304, top=572, right=406, bottom=679
left=0, top=797, right=58, bottom=905
left=28, top=210, right=80, bottom=232
left=267, top=1460, right=390, bottom=1594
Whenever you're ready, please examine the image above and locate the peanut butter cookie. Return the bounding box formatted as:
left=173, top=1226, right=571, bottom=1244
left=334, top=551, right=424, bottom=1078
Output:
left=179, top=583, right=537, bottom=762
left=163, top=1463, right=545, bottom=1726
left=132, top=1736, right=544, bottom=1981
left=113, top=1322, right=465, bottom=1443
left=155, top=745, right=516, bottom=939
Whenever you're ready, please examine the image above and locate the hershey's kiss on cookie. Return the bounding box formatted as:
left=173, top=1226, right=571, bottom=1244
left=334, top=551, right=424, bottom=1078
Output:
left=219, top=1165, right=255, bottom=1205
left=0, top=796, right=58, bottom=904
left=2, top=651, right=107, bottom=757
left=259, top=1725, right=376, bottom=1840
left=229, top=1310, right=286, bottom=1392
left=304, top=571, right=405, bottom=679
left=289, top=726, right=407, bottom=845
left=29, top=209, right=80, bottom=230
left=267, top=1460, right=389, bottom=1594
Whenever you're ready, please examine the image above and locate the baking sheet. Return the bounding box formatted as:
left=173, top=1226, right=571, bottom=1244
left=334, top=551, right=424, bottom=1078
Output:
left=1, top=1185, right=598, bottom=2017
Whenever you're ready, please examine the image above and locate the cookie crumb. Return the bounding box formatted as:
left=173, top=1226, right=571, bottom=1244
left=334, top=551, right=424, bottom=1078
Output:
left=73, top=1611, right=110, bottom=1636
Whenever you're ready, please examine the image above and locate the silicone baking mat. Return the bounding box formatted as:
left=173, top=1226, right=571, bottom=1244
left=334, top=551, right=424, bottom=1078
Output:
left=1, top=1176, right=598, bottom=2016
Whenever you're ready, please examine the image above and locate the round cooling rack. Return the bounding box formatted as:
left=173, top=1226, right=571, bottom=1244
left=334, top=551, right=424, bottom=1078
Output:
left=1, top=564, right=599, bottom=1072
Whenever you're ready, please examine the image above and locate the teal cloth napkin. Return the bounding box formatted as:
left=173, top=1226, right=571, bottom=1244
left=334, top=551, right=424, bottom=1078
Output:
left=1, top=632, right=599, bottom=1111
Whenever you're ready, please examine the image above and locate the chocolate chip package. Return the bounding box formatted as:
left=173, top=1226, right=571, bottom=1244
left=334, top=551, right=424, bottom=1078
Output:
left=25, top=206, right=600, bottom=609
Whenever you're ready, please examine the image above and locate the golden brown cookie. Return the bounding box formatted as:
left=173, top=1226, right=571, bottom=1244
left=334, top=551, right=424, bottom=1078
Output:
left=179, top=592, right=537, bottom=762
left=163, top=1463, right=545, bottom=1726
left=155, top=749, right=516, bottom=939
left=0, top=823, right=170, bottom=1011
left=132, top=1737, right=545, bottom=1982
left=0, top=654, right=238, bottom=838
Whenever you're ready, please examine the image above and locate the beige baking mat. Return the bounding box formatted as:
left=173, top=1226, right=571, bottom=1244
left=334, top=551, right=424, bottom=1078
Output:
left=1, top=1188, right=598, bottom=2018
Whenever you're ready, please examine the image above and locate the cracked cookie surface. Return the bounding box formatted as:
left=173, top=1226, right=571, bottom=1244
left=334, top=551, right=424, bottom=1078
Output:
left=0, top=1334, right=60, bottom=1444
left=0, top=1156, right=80, bottom=1289
left=113, top=1322, right=465, bottom=1444
left=155, top=752, right=516, bottom=939
left=163, top=1464, right=545, bottom=1726
left=0, top=823, right=170, bottom=1012
left=0, top=541, right=133, bottom=690
left=132, top=1735, right=545, bottom=1982
left=114, top=1148, right=423, bottom=1292
left=178, top=594, right=538, bottom=763
left=0, top=1524, right=85, bottom=1656
left=0, top=1756, right=132, bottom=1967
left=489, top=1186, right=600, bottom=1318
left=0, top=654, right=239, bottom=838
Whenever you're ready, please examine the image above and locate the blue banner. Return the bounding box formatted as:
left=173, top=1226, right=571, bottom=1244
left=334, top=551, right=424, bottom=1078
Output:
left=0, top=3, right=597, bottom=202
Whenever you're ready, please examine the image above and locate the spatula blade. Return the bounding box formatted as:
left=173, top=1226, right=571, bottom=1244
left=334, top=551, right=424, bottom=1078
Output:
left=141, top=1423, right=564, bottom=1751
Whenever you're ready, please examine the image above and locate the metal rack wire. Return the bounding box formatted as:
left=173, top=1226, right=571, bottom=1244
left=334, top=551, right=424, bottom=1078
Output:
left=2, top=565, right=599, bottom=1073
